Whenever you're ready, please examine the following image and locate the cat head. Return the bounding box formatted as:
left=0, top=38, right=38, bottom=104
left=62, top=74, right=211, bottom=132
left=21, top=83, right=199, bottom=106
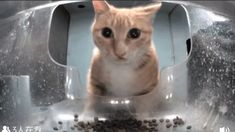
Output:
left=91, top=0, right=161, bottom=63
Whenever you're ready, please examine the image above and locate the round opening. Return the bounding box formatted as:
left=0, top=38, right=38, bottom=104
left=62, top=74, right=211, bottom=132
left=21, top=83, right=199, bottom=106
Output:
left=77, top=4, right=85, bottom=8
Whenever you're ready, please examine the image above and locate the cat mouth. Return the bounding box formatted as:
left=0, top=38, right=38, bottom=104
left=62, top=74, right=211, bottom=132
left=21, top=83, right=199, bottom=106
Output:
left=118, top=57, right=126, bottom=60
left=111, top=55, right=128, bottom=62
left=116, top=56, right=127, bottom=61
left=114, top=57, right=128, bottom=63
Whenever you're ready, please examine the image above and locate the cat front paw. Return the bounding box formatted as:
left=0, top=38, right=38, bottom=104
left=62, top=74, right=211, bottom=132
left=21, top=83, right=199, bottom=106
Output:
left=79, top=111, right=96, bottom=122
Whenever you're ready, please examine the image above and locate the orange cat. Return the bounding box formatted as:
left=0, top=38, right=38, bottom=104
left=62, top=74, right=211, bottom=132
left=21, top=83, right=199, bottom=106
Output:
left=88, top=0, right=161, bottom=97
left=83, top=0, right=162, bottom=119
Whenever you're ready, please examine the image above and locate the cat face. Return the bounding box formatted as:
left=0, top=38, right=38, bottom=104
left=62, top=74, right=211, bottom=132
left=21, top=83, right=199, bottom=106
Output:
left=92, top=1, right=161, bottom=63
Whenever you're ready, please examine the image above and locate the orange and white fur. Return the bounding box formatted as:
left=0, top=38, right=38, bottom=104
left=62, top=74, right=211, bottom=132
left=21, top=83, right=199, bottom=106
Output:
left=84, top=0, right=162, bottom=118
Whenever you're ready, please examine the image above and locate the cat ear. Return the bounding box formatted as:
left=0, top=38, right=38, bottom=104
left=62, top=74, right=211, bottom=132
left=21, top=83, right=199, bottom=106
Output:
left=136, top=3, right=162, bottom=18
left=142, top=3, right=162, bottom=15
left=92, top=0, right=110, bottom=14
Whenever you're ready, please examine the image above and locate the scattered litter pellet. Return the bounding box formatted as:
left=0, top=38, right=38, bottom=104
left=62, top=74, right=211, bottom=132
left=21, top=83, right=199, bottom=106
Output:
left=74, top=118, right=78, bottom=122
left=74, top=114, right=78, bottom=118
left=153, top=123, right=158, bottom=126
left=152, top=119, right=157, bottom=123
left=143, top=120, right=148, bottom=123
left=159, top=118, right=164, bottom=123
left=58, top=121, right=63, bottom=125
left=70, top=127, right=75, bottom=130
left=187, top=125, right=192, bottom=130
left=166, top=119, right=170, bottom=123
left=53, top=127, right=58, bottom=131
left=166, top=123, right=172, bottom=128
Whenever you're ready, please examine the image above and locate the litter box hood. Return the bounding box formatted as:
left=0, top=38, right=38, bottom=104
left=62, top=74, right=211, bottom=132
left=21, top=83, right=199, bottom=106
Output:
left=0, top=1, right=234, bottom=132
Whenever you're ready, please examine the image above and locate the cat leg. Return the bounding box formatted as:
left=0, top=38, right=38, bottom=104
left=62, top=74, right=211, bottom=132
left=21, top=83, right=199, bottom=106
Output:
left=79, top=94, right=98, bottom=122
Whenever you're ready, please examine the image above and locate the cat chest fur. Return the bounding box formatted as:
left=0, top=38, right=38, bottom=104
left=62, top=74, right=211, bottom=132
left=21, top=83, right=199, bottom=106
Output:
left=103, top=62, right=138, bottom=96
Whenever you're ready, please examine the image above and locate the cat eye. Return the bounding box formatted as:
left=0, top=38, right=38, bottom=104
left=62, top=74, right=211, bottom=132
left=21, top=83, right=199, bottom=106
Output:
left=102, top=27, right=113, bottom=38
left=127, top=28, right=141, bottom=39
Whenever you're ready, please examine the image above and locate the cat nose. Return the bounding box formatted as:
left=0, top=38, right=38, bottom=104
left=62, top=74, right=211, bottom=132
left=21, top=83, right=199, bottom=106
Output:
left=114, top=43, right=127, bottom=59
left=115, top=51, right=126, bottom=59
